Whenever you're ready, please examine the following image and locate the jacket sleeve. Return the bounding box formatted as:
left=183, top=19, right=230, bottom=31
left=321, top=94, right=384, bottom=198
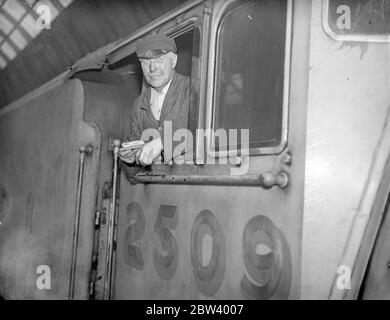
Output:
left=126, top=99, right=142, bottom=142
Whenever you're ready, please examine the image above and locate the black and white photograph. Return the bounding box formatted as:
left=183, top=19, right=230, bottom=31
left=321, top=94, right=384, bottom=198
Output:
left=0, top=0, right=389, bottom=308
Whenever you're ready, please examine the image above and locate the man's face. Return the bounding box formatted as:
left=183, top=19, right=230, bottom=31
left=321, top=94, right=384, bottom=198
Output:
left=139, top=52, right=177, bottom=91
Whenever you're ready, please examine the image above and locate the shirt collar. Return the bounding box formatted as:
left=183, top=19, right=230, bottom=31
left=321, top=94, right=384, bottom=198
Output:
left=152, top=78, right=172, bottom=96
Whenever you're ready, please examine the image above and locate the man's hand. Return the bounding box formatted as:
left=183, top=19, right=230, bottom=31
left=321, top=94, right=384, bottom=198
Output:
left=137, top=137, right=163, bottom=166
left=118, top=147, right=139, bottom=164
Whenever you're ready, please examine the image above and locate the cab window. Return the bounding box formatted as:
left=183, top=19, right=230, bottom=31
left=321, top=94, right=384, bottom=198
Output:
left=213, top=0, right=289, bottom=151
left=110, top=26, right=199, bottom=141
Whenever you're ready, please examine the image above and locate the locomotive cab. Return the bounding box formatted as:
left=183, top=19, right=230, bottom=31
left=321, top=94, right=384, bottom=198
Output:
left=0, top=0, right=309, bottom=300
left=89, top=0, right=307, bottom=300
left=1, top=0, right=390, bottom=300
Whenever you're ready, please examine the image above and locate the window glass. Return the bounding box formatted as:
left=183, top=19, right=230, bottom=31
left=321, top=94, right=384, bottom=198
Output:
left=214, top=0, right=288, bottom=150
left=174, top=29, right=194, bottom=77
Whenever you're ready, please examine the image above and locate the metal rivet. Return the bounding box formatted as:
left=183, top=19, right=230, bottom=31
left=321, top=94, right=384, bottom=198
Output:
left=234, top=156, right=241, bottom=166
left=282, top=152, right=292, bottom=165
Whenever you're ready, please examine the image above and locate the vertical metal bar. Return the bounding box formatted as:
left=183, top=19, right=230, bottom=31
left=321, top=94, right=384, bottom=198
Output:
left=68, top=145, right=92, bottom=300
left=103, top=139, right=121, bottom=300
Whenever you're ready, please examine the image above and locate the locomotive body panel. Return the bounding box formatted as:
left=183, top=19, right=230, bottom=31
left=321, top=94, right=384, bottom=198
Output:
left=302, top=0, right=390, bottom=299
left=0, top=80, right=101, bottom=299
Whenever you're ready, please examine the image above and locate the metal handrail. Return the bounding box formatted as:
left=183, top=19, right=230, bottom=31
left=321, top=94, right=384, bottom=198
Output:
left=103, top=139, right=121, bottom=300
left=68, top=145, right=93, bottom=300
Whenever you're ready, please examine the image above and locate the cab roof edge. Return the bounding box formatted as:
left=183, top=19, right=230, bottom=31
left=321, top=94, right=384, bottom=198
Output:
left=105, top=0, right=205, bottom=64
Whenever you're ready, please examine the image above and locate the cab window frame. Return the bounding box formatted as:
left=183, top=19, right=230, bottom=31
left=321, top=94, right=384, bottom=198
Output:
left=129, top=10, right=206, bottom=167
left=204, top=0, right=293, bottom=159
left=109, top=8, right=206, bottom=169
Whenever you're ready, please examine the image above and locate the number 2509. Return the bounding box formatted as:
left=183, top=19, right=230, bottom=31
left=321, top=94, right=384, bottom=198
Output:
left=122, top=202, right=292, bottom=299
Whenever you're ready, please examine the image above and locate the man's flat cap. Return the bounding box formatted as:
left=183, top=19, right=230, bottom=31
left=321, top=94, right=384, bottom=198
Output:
left=136, top=33, right=177, bottom=59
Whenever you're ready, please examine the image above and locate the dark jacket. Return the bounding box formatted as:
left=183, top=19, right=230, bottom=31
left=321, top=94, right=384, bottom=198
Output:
left=126, top=70, right=190, bottom=161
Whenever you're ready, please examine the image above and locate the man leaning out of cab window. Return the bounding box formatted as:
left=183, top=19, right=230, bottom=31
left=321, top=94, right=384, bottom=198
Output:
left=119, top=33, right=190, bottom=166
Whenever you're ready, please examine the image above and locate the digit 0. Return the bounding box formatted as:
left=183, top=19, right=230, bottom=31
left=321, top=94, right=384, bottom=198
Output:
left=190, top=209, right=226, bottom=296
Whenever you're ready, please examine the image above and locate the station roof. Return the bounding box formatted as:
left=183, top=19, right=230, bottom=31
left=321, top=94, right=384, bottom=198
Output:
left=0, top=0, right=74, bottom=70
left=0, top=0, right=184, bottom=108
